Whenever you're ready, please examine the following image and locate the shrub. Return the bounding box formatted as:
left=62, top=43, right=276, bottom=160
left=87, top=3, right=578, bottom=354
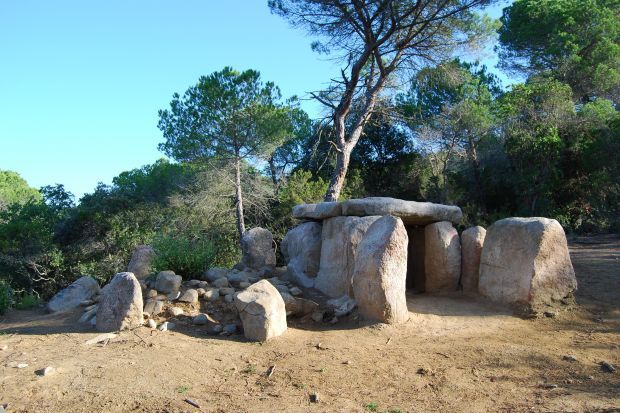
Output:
left=152, top=233, right=219, bottom=279
left=14, top=292, right=40, bottom=310
left=0, top=280, right=13, bottom=314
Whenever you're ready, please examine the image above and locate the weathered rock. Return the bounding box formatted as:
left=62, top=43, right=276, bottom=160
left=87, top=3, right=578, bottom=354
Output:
left=147, top=319, right=157, bottom=329
left=167, top=291, right=181, bottom=301
left=315, top=216, right=381, bottom=297
left=227, top=272, right=250, bottom=284
left=78, top=307, right=97, bottom=323
left=224, top=294, right=234, bottom=303
left=219, top=287, right=235, bottom=296
left=424, top=221, right=461, bottom=292
left=143, top=299, right=164, bottom=316
left=47, top=276, right=100, bottom=313
left=292, top=202, right=342, bottom=220
left=289, top=286, right=302, bottom=296
left=178, top=289, right=198, bottom=304
left=352, top=216, right=409, bottom=324
left=168, top=307, right=184, bottom=317
left=478, top=218, right=577, bottom=311
left=193, top=313, right=217, bottom=326
left=461, top=226, right=486, bottom=293
left=146, top=289, right=158, bottom=299
left=154, top=271, right=182, bottom=294
left=239, top=282, right=251, bottom=289
left=234, top=280, right=287, bottom=341
left=222, top=324, right=237, bottom=335
left=203, top=267, right=228, bottom=282
left=186, top=279, right=202, bottom=288
left=126, top=245, right=155, bottom=280
left=341, top=197, right=463, bottom=225
left=240, top=228, right=276, bottom=270
left=196, top=288, right=206, bottom=297
left=326, top=295, right=357, bottom=317
left=281, top=222, right=322, bottom=288
left=281, top=292, right=319, bottom=317
left=203, top=289, right=220, bottom=301
left=159, top=321, right=175, bottom=331
left=96, top=272, right=143, bottom=332
left=211, top=277, right=230, bottom=289
left=275, top=284, right=289, bottom=295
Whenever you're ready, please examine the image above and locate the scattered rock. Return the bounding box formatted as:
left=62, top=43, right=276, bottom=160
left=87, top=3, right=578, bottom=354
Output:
left=311, top=311, right=324, bottom=323
left=212, top=278, right=230, bottom=289
left=352, top=216, right=409, bottom=324
left=193, top=313, right=217, bottom=326
left=16, top=363, right=28, bottom=369
left=281, top=221, right=322, bottom=288
left=224, top=294, right=234, bottom=303
left=143, top=299, right=164, bottom=316
left=211, top=324, right=223, bottom=334
left=289, top=286, right=302, bottom=296
left=234, top=280, right=287, bottom=341
left=219, top=287, right=235, bottom=296
left=241, top=227, right=276, bottom=270
left=544, top=311, right=557, bottom=318
left=600, top=361, right=616, bottom=373
left=85, top=333, right=117, bottom=345
left=326, top=295, right=357, bottom=317
left=46, top=276, right=100, bottom=313
left=147, top=319, right=157, bottom=329
left=203, top=289, right=220, bottom=301
left=126, top=245, right=155, bottom=280
left=539, top=383, right=558, bottom=389
left=167, top=291, right=181, bottom=301
left=196, top=288, right=206, bottom=297
left=146, top=289, right=158, bottom=299
left=168, top=307, right=184, bottom=317
left=154, top=271, right=182, bottom=294
left=186, top=279, right=202, bottom=288
left=562, top=355, right=577, bottom=362
left=96, top=272, right=144, bottom=332
left=35, top=366, right=55, bottom=376
left=78, top=307, right=97, bottom=324
left=239, top=282, right=251, bottom=289
left=178, top=289, right=198, bottom=304
left=479, top=218, right=577, bottom=310
left=227, top=272, right=250, bottom=284
left=222, top=324, right=237, bottom=335
left=309, top=392, right=320, bottom=403
left=275, top=284, right=290, bottom=295
left=460, top=226, right=486, bottom=292
left=203, top=267, right=228, bottom=282
left=424, top=221, right=461, bottom=292
left=158, top=321, right=175, bottom=331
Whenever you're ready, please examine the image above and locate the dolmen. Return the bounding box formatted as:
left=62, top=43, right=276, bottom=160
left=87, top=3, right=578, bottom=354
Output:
left=282, top=197, right=577, bottom=323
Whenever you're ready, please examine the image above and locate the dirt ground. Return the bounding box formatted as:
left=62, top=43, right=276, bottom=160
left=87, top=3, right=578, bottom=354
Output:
left=1, top=235, right=619, bottom=413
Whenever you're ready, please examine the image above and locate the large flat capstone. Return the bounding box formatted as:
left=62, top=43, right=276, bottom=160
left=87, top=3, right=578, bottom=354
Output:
left=293, top=198, right=462, bottom=225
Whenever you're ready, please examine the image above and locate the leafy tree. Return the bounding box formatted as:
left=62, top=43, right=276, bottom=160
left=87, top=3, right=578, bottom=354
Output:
left=497, top=0, right=620, bottom=103
left=271, top=0, right=498, bottom=201
left=0, top=170, right=41, bottom=211
left=158, top=67, right=298, bottom=241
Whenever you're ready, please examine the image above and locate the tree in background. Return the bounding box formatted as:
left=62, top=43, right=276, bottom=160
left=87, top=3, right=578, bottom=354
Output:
left=0, top=170, right=41, bottom=211
left=270, top=0, right=498, bottom=201
left=158, top=67, right=299, bottom=241
left=497, top=0, right=620, bottom=104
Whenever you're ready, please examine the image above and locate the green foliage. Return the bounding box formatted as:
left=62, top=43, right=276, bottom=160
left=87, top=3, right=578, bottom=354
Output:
left=0, top=170, right=41, bottom=211
left=14, top=292, right=40, bottom=310
left=152, top=233, right=218, bottom=279
left=0, top=280, right=12, bottom=314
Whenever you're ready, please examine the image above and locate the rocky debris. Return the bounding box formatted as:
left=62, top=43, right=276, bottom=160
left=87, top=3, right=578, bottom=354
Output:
left=126, top=245, right=155, bottom=280
left=224, top=294, right=234, bottom=303
left=78, top=306, right=98, bottom=323
left=167, top=291, right=181, bottom=301
left=478, top=218, right=577, bottom=311
left=186, top=279, right=202, bottom=288
left=47, top=276, right=100, bottom=313
left=143, top=299, right=164, bottom=316
left=35, top=366, right=55, bottom=377
left=203, top=267, right=228, bottom=282
left=275, top=284, right=289, bottom=295
left=159, top=321, right=175, bottom=331
left=315, top=215, right=381, bottom=297
left=212, top=277, right=230, bottom=289
left=219, top=287, right=235, bottom=296
left=461, top=226, right=486, bottom=293
left=280, top=292, right=319, bottom=317
left=234, top=280, right=287, bottom=341
left=424, top=221, right=461, bottom=292
left=309, top=392, right=320, bottom=403
left=600, top=361, right=616, bottom=373
left=168, top=307, right=184, bottom=317
left=352, top=216, right=409, bottom=324
left=281, top=222, right=322, bottom=288
left=16, top=363, right=29, bottom=369
left=177, top=289, right=198, bottom=304
left=193, top=313, right=217, bottom=326
left=293, top=202, right=342, bottom=220
left=222, top=324, right=237, bottom=335
left=196, top=288, right=206, bottom=297
left=146, top=289, right=158, bottom=299
left=204, top=289, right=220, bottom=301
left=563, top=355, right=577, bottom=362
left=154, top=271, right=182, bottom=294
left=147, top=319, right=157, bottom=329
left=96, top=272, right=144, bottom=332
left=326, top=295, right=357, bottom=317
left=239, top=282, right=251, bottom=289
left=341, top=197, right=463, bottom=225
left=241, top=227, right=276, bottom=270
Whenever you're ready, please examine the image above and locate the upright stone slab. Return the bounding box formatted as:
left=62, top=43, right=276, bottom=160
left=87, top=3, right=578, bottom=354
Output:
left=127, top=245, right=155, bottom=280
left=281, top=222, right=322, bottom=288
left=234, top=280, right=287, bottom=341
left=352, top=216, right=409, bottom=324
left=424, top=221, right=461, bottom=292
left=341, top=197, right=463, bottom=225
left=314, top=215, right=381, bottom=297
left=96, top=272, right=144, bottom=332
left=46, top=276, right=99, bottom=313
left=461, top=226, right=486, bottom=293
left=241, top=227, right=276, bottom=270
left=478, top=218, right=577, bottom=311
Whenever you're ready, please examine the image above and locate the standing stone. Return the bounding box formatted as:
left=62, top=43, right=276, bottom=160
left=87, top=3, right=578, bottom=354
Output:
left=154, top=271, right=182, bottom=294
left=315, top=216, right=381, bottom=297
left=281, top=222, right=322, bottom=288
left=352, top=216, right=409, bottom=324
left=241, top=228, right=276, bottom=270
left=47, top=276, right=100, bottom=313
left=461, top=226, right=486, bottom=293
left=478, top=218, right=577, bottom=311
left=424, top=221, right=461, bottom=292
left=126, top=245, right=155, bottom=280
left=234, top=280, right=287, bottom=341
left=96, top=272, right=143, bottom=332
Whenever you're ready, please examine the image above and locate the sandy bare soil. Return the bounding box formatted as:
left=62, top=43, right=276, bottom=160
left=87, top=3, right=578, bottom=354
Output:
left=1, top=235, right=619, bottom=413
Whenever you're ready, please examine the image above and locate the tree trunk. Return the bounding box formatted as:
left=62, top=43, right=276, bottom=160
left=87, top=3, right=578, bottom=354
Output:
left=234, top=156, right=246, bottom=242
left=324, top=146, right=352, bottom=202
left=268, top=155, right=278, bottom=186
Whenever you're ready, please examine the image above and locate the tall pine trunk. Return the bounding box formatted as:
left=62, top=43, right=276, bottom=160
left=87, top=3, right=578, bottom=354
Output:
left=234, top=156, right=246, bottom=242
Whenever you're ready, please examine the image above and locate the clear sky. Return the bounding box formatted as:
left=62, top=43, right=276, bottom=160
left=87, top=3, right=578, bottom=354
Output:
left=0, top=0, right=509, bottom=200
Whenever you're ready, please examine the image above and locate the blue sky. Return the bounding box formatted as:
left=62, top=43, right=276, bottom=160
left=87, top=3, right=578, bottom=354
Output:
left=0, top=0, right=510, bottom=200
